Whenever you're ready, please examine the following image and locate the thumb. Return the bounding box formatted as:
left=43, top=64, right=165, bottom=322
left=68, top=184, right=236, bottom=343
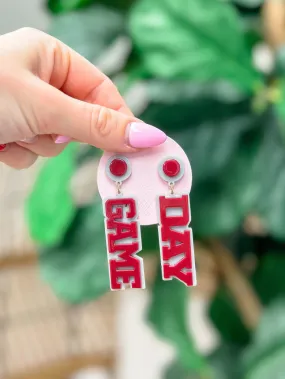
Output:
left=45, top=90, right=167, bottom=152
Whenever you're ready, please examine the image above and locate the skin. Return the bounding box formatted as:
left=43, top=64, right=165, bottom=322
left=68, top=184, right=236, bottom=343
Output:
left=0, top=28, right=140, bottom=169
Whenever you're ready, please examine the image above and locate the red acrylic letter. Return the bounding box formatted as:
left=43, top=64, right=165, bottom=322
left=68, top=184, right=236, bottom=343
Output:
left=104, top=197, right=145, bottom=290
left=158, top=195, right=196, bottom=286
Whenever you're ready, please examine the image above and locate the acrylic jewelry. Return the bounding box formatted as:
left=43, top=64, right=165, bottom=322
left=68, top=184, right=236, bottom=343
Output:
left=157, top=157, right=196, bottom=286
left=103, top=155, right=145, bottom=290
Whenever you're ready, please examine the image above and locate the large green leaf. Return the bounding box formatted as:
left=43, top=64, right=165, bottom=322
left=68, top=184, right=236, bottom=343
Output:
left=251, top=112, right=285, bottom=241
left=139, top=80, right=257, bottom=178
left=252, top=252, right=285, bottom=305
left=232, top=0, right=263, bottom=7
left=48, top=0, right=134, bottom=13
left=148, top=269, right=208, bottom=374
left=208, top=345, right=242, bottom=379
left=273, top=79, right=285, bottom=139
left=209, top=286, right=250, bottom=346
left=209, top=251, right=285, bottom=348
left=164, top=345, right=242, bottom=379
left=137, top=80, right=264, bottom=237
left=164, top=361, right=199, bottom=379
left=26, top=144, right=77, bottom=246
left=129, top=79, right=285, bottom=239
left=39, top=194, right=110, bottom=303
left=48, top=5, right=125, bottom=62
left=94, top=0, right=134, bottom=11
left=140, top=78, right=285, bottom=240
left=242, top=301, right=285, bottom=379
left=191, top=121, right=263, bottom=237
left=129, top=0, right=260, bottom=92
left=48, top=0, right=93, bottom=13
left=141, top=80, right=249, bottom=134
left=275, top=47, right=285, bottom=76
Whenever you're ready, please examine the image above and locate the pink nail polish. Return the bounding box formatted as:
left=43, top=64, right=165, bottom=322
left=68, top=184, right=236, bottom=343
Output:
left=55, top=136, right=70, bottom=144
left=127, top=123, right=167, bottom=148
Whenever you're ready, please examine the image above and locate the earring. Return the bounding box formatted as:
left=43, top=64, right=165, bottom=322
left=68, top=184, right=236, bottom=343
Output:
left=103, top=155, right=145, bottom=290
left=157, top=157, right=196, bottom=286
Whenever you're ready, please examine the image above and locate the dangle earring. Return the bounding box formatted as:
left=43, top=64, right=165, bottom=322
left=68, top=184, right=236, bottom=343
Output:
left=157, top=157, right=196, bottom=287
left=103, top=155, right=145, bottom=290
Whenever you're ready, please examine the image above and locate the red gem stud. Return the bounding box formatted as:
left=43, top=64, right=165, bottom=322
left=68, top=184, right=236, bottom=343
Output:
left=163, top=159, right=180, bottom=177
left=0, top=144, right=7, bottom=151
left=109, top=158, right=128, bottom=177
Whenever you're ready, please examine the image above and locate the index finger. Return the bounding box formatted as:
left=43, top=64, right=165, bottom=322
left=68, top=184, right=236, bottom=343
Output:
left=45, top=34, right=133, bottom=115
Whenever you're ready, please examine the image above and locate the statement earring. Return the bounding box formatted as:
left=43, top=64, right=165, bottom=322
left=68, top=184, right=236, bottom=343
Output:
left=157, top=157, right=196, bottom=286
left=103, top=155, right=145, bottom=290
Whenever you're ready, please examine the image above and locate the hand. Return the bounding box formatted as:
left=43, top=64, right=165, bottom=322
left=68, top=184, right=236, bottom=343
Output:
left=0, top=28, right=166, bottom=169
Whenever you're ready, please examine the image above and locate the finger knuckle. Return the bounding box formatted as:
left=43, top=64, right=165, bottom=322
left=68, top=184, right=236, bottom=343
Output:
left=17, top=28, right=49, bottom=49
left=18, top=27, right=41, bottom=38
left=90, top=106, right=113, bottom=138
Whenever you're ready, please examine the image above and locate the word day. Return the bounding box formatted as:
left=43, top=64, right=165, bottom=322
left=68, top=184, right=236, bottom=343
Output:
left=158, top=194, right=196, bottom=287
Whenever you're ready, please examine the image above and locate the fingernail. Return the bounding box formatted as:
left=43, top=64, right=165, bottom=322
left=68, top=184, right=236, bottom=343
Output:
left=0, top=144, right=8, bottom=151
left=20, top=136, right=38, bottom=144
left=55, top=136, right=70, bottom=144
left=127, top=123, right=167, bottom=148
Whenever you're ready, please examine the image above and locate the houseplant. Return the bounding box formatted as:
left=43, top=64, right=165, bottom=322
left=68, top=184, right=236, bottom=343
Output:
left=26, top=0, right=285, bottom=377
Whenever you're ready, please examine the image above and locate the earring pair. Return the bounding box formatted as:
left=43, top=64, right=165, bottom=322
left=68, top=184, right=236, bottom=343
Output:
left=102, top=155, right=196, bottom=291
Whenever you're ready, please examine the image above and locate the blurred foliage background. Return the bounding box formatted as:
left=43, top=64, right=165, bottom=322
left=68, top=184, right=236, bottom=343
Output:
left=25, top=0, right=285, bottom=378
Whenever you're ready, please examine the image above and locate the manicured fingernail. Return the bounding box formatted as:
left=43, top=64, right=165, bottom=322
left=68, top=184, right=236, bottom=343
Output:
left=127, top=123, right=167, bottom=148
left=0, top=144, right=8, bottom=151
left=20, top=136, right=38, bottom=144
left=55, top=136, right=70, bottom=144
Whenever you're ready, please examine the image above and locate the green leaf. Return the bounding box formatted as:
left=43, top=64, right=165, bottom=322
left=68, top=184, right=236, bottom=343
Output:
left=247, top=350, right=285, bottom=379
left=47, top=0, right=93, bottom=13
left=139, top=81, right=263, bottom=237
left=48, top=0, right=135, bottom=13
left=141, top=224, right=159, bottom=253
left=275, top=47, right=285, bottom=76
left=148, top=269, right=208, bottom=374
left=25, top=144, right=77, bottom=246
left=273, top=79, right=285, bottom=140
left=131, top=79, right=264, bottom=237
left=141, top=80, right=249, bottom=133
left=209, top=252, right=285, bottom=349
left=209, top=286, right=250, bottom=346
left=164, top=345, right=242, bottom=379
left=190, top=121, right=262, bottom=237
left=139, top=80, right=257, bottom=174
left=251, top=114, right=285, bottom=241
left=39, top=194, right=109, bottom=303
left=94, top=0, right=135, bottom=11
left=164, top=361, right=199, bottom=379
left=48, top=5, right=125, bottom=62
left=232, top=0, right=263, bottom=8
left=208, top=345, right=242, bottom=379
left=129, top=0, right=260, bottom=92
left=252, top=253, right=285, bottom=305
left=242, top=301, right=285, bottom=379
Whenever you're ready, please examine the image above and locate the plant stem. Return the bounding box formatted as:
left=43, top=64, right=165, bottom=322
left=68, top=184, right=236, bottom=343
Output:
left=206, top=239, right=262, bottom=331
left=263, top=0, right=285, bottom=50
